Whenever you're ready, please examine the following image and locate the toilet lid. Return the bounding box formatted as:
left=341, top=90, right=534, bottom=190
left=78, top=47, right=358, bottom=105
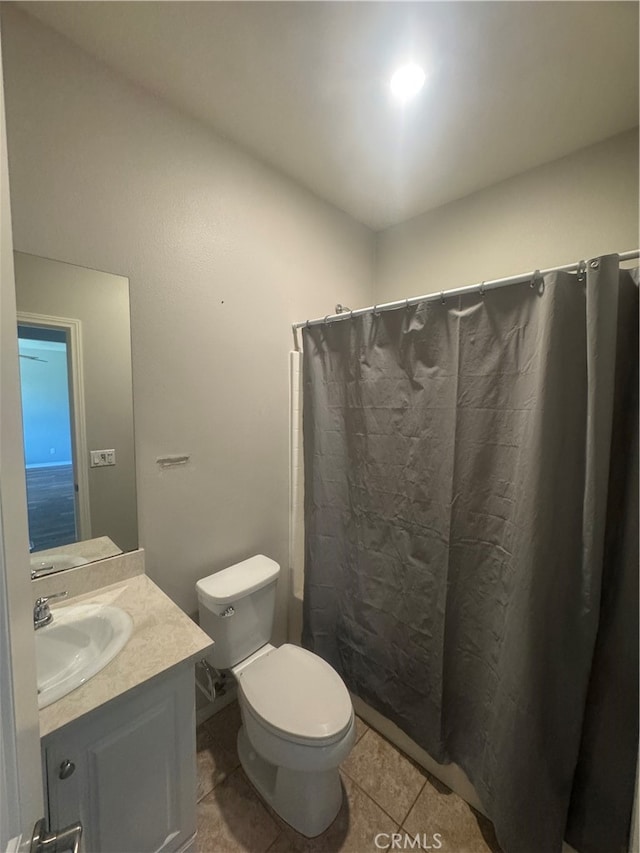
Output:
left=237, top=644, right=352, bottom=742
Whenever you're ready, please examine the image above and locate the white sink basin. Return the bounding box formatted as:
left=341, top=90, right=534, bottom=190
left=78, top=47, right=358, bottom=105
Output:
left=36, top=603, right=133, bottom=709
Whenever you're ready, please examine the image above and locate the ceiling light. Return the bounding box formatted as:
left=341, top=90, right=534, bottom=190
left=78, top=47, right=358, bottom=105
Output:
left=390, top=63, right=426, bottom=102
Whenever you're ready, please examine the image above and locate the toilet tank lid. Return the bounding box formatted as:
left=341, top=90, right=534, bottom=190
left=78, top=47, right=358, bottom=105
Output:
left=196, top=555, right=280, bottom=606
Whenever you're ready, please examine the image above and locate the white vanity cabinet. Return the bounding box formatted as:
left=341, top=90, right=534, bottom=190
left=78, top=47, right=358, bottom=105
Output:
left=42, top=664, right=196, bottom=853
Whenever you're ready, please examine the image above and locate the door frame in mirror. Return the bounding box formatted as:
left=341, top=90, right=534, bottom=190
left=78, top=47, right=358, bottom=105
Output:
left=17, top=311, right=91, bottom=544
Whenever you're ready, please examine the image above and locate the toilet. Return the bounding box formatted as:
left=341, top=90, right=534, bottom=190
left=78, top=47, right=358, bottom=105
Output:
left=196, top=555, right=355, bottom=837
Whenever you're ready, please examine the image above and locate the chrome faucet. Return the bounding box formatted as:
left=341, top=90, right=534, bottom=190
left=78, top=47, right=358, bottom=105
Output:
left=34, top=592, right=68, bottom=629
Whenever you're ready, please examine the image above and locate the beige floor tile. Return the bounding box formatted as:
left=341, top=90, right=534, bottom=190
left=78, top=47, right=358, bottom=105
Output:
left=266, top=835, right=296, bottom=853
left=341, top=729, right=426, bottom=825
left=196, top=701, right=242, bottom=801
left=268, top=773, right=397, bottom=853
left=403, top=775, right=501, bottom=853
left=354, top=715, right=369, bottom=744
left=197, top=767, right=281, bottom=853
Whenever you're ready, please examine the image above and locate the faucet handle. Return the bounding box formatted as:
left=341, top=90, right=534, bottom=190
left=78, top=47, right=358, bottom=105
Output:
left=36, top=591, right=68, bottom=607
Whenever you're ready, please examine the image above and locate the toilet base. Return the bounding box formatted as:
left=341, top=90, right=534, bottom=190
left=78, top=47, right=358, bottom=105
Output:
left=237, top=726, right=343, bottom=837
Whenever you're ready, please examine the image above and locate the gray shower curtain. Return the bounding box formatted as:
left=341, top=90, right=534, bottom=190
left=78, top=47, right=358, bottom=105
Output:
left=302, top=254, right=638, bottom=853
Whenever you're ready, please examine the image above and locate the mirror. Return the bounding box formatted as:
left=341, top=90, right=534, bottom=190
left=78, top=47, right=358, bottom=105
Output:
left=14, top=252, right=137, bottom=576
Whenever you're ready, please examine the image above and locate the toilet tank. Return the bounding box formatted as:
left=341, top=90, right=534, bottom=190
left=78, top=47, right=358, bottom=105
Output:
left=197, top=555, right=280, bottom=669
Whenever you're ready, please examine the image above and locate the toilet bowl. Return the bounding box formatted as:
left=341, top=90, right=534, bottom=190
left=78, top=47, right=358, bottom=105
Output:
left=234, top=643, right=355, bottom=836
left=196, top=556, right=355, bottom=837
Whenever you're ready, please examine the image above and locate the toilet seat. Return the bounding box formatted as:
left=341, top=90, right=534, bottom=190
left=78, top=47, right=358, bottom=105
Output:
left=237, top=643, right=352, bottom=746
left=241, top=695, right=353, bottom=748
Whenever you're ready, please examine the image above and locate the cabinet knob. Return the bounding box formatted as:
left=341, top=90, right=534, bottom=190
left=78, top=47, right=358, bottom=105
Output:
left=59, top=760, right=75, bottom=780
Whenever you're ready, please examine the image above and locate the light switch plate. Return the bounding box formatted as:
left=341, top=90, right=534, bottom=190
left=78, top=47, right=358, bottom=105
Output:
left=90, top=449, right=116, bottom=467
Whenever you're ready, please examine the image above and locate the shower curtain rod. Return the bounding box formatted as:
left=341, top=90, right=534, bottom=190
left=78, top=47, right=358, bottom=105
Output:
left=292, top=249, right=640, bottom=346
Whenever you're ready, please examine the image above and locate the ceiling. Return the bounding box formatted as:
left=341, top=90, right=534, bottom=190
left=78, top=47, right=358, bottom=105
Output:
left=18, top=1, right=639, bottom=230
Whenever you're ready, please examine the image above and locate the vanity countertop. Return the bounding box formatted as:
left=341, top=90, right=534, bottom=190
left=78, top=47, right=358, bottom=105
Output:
left=39, top=573, right=213, bottom=738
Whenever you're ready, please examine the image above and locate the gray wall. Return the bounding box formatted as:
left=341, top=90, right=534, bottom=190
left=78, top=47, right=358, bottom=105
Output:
left=3, top=4, right=637, bottom=650
left=376, top=129, right=639, bottom=302
left=14, top=251, right=137, bottom=553
left=1, top=6, right=375, bottom=641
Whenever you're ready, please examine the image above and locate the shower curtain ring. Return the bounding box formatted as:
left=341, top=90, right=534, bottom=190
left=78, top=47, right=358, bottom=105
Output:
left=405, top=299, right=410, bottom=310
left=440, top=291, right=445, bottom=304
left=373, top=305, right=380, bottom=317
left=349, top=308, right=354, bottom=321
left=530, top=269, right=541, bottom=289
left=479, top=281, right=486, bottom=297
left=324, top=314, right=331, bottom=324
left=305, top=319, right=311, bottom=329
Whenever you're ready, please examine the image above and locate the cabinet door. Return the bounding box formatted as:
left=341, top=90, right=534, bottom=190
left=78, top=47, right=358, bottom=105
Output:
left=44, top=666, right=196, bottom=853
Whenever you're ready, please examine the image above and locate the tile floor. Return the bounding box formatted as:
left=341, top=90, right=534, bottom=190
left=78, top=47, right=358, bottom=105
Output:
left=196, top=701, right=502, bottom=853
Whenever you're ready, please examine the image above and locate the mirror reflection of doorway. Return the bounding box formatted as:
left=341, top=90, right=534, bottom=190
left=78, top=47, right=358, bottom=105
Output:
left=17, top=317, right=90, bottom=551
